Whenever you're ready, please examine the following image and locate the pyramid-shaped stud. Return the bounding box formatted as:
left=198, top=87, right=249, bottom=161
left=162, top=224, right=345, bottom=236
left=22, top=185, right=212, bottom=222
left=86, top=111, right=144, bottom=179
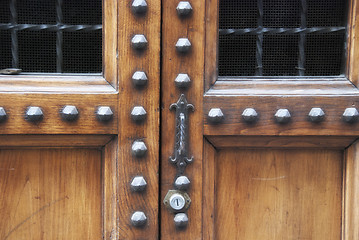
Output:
left=132, top=140, right=147, bottom=158
left=61, top=105, right=79, bottom=121
left=96, top=106, right=113, bottom=122
left=130, top=176, right=147, bottom=192
left=175, top=73, right=191, bottom=88
left=25, top=106, right=43, bottom=122
left=308, top=107, right=325, bottom=122
left=0, top=107, right=7, bottom=122
left=131, top=34, right=148, bottom=51
left=176, top=1, right=193, bottom=17
left=174, top=213, right=189, bottom=229
left=131, top=0, right=147, bottom=15
left=131, top=106, right=147, bottom=123
left=242, top=108, right=258, bottom=123
left=343, top=107, right=359, bottom=123
left=132, top=71, right=148, bottom=87
left=208, top=108, right=224, bottom=124
left=175, top=38, right=191, bottom=53
left=174, top=175, right=190, bottom=191
left=131, top=211, right=147, bottom=228
left=274, top=109, right=291, bottom=124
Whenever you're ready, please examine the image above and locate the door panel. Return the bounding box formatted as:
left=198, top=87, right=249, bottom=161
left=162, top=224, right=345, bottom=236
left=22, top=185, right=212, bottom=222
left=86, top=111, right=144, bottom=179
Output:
left=0, top=148, right=102, bottom=240
left=215, top=149, right=342, bottom=239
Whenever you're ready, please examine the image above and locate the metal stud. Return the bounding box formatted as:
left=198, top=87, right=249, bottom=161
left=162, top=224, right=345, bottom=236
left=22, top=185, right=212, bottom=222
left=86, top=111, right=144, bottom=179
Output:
left=60, top=105, right=79, bottom=121
left=175, top=73, right=191, bottom=88
left=131, top=176, right=147, bottom=192
left=174, top=213, right=189, bottom=229
left=175, top=38, right=191, bottom=54
left=176, top=1, right=193, bottom=17
left=0, top=107, right=7, bottom=122
left=343, top=108, right=359, bottom=123
left=131, top=211, right=147, bottom=227
left=131, top=34, right=148, bottom=51
left=174, top=176, right=190, bottom=191
left=242, top=108, right=258, bottom=123
left=132, top=140, right=147, bottom=157
left=131, top=0, right=147, bottom=15
left=208, top=108, right=224, bottom=124
left=96, top=106, right=113, bottom=122
left=132, top=71, right=148, bottom=87
left=274, top=109, right=291, bottom=124
left=308, top=107, right=325, bottom=122
left=131, top=106, right=147, bottom=123
left=25, top=106, right=43, bottom=122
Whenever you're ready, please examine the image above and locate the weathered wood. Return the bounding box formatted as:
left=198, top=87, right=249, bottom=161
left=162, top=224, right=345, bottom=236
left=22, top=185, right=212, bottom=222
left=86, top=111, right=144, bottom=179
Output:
left=347, top=0, right=359, bottom=87
left=215, top=149, right=343, bottom=239
left=0, top=148, right=102, bottom=239
left=161, top=0, right=205, bottom=238
left=117, top=0, right=160, bottom=238
left=206, top=136, right=357, bottom=149
left=343, top=140, right=359, bottom=240
left=0, top=94, right=117, bottom=134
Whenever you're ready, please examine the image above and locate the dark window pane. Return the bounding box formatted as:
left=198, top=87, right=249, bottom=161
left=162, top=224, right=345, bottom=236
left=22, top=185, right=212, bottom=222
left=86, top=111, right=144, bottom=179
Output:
left=219, top=0, right=257, bottom=29
left=63, top=0, right=102, bottom=25
left=17, top=0, right=56, bottom=24
left=0, top=31, right=12, bottom=69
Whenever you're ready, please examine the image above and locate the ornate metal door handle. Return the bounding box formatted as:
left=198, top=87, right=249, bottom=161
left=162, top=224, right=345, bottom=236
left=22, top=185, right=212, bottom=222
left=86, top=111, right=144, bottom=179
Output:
left=169, top=94, right=194, bottom=174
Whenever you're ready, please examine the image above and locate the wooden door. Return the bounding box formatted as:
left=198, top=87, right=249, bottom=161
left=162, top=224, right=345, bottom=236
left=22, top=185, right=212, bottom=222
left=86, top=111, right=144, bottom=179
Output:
left=161, top=0, right=359, bottom=239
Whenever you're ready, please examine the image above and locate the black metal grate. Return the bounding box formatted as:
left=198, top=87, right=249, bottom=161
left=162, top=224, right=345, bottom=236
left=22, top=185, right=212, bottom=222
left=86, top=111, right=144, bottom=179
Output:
left=0, top=0, right=102, bottom=73
left=218, top=0, right=348, bottom=77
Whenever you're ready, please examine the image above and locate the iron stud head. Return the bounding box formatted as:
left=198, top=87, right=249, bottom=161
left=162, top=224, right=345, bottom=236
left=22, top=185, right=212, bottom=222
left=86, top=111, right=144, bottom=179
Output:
left=174, top=213, right=189, bottom=229
left=175, top=73, right=191, bottom=88
left=308, top=107, right=325, bottom=122
left=208, top=108, right=224, bottom=124
left=131, top=176, right=147, bottom=192
left=174, top=176, right=190, bottom=191
left=131, top=211, right=147, bottom=227
left=0, top=107, right=7, bottom=122
left=131, top=34, right=148, bottom=51
left=176, top=1, right=193, bottom=17
left=175, top=38, right=191, bottom=53
left=25, top=106, right=43, bottom=122
left=275, top=109, right=291, bottom=124
left=131, top=106, right=147, bottom=123
left=242, top=108, right=258, bottom=123
left=60, top=105, right=78, bottom=121
left=132, top=71, right=148, bottom=87
left=132, top=140, right=147, bottom=158
left=96, top=106, right=113, bottom=122
left=131, top=0, right=147, bottom=15
left=343, top=108, right=359, bottom=123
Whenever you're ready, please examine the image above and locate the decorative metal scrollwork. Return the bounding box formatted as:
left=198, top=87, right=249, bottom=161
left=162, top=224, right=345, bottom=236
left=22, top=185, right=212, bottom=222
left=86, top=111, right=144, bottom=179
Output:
left=169, top=94, right=194, bottom=174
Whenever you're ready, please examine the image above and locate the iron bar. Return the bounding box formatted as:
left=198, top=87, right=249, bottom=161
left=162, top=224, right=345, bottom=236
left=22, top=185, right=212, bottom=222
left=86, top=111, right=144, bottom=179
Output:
left=56, top=0, right=63, bottom=72
left=298, top=0, right=307, bottom=76
left=219, top=27, right=346, bottom=35
left=0, top=23, right=102, bottom=32
left=10, top=0, right=18, bottom=68
left=255, top=0, right=263, bottom=76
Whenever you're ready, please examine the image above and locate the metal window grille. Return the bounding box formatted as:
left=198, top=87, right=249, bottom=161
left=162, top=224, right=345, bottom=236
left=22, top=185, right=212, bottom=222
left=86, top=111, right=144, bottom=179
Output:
left=218, top=0, right=348, bottom=77
left=0, top=0, right=102, bottom=73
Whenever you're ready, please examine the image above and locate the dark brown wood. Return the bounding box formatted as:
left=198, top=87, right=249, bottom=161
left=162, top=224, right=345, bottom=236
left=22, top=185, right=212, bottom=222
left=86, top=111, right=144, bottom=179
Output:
left=161, top=0, right=205, bottom=238
left=117, top=0, right=160, bottom=238
left=206, top=136, right=357, bottom=149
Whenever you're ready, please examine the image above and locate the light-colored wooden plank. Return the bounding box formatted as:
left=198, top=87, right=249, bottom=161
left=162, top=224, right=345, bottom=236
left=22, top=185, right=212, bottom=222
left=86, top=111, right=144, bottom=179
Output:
left=0, top=93, right=117, bottom=134
left=161, top=0, right=205, bottom=238
left=347, top=0, right=359, bottom=87
left=117, top=0, right=160, bottom=238
left=0, top=148, right=102, bottom=240
left=206, top=136, right=357, bottom=149
left=215, top=149, right=343, bottom=239
left=343, top=140, right=359, bottom=240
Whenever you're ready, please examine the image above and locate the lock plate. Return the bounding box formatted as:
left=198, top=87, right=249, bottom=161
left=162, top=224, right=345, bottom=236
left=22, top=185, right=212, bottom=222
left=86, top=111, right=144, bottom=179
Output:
left=163, top=190, right=191, bottom=213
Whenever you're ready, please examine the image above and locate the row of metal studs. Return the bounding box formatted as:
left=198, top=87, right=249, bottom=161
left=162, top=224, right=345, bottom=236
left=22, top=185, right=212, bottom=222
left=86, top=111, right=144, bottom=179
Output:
left=207, top=107, right=359, bottom=124
left=171, top=1, right=194, bottom=230
left=129, top=0, right=150, bottom=229
left=0, top=105, right=113, bottom=122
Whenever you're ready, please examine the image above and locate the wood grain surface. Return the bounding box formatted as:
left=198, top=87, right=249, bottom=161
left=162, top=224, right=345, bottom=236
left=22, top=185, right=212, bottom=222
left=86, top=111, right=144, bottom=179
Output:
left=0, top=148, right=102, bottom=240
left=215, top=149, right=343, bottom=240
